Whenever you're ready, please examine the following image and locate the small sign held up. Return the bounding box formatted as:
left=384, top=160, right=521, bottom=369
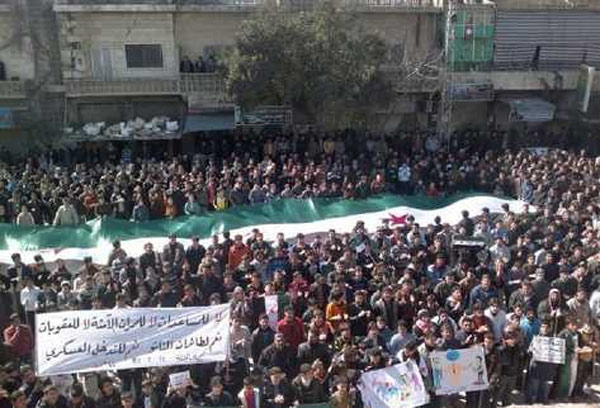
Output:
left=169, top=370, right=191, bottom=388
left=531, top=336, right=566, bottom=364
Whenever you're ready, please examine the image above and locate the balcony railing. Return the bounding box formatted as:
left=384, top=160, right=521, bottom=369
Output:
left=284, top=0, right=442, bottom=9
left=0, top=81, right=27, bottom=99
left=63, top=73, right=230, bottom=100
left=353, top=0, right=442, bottom=7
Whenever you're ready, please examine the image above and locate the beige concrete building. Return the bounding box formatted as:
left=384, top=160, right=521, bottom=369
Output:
left=1, top=0, right=600, bottom=145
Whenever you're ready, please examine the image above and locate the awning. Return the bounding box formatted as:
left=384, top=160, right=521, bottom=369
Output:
left=183, top=112, right=236, bottom=133
left=507, top=98, right=556, bottom=123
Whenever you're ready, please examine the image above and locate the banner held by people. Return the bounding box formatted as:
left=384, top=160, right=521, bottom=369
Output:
left=357, top=360, right=429, bottom=408
left=430, top=347, right=489, bottom=395
left=35, top=304, right=230, bottom=376
left=530, top=336, right=566, bottom=364
left=0, top=194, right=528, bottom=264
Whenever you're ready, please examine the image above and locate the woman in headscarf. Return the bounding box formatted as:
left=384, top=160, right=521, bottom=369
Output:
left=537, top=288, right=568, bottom=336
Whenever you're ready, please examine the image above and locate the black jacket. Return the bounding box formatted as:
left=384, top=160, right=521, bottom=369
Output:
left=264, top=379, right=296, bottom=408
left=251, top=326, right=276, bottom=363
left=291, top=377, right=326, bottom=404
left=258, top=344, right=296, bottom=374
left=36, top=396, right=68, bottom=408
left=498, top=343, right=524, bottom=377
left=95, top=392, right=120, bottom=408
left=203, top=391, right=235, bottom=407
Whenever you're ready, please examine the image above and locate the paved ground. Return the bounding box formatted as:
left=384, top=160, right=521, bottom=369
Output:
left=508, top=383, right=600, bottom=407
left=452, top=383, right=600, bottom=407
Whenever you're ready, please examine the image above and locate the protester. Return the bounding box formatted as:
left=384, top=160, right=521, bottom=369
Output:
left=0, top=138, right=599, bottom=408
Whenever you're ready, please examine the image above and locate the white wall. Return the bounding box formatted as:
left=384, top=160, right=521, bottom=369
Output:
left=0, top=13, right=35, bottom=80
left=58, top=12, right=178, bottom=79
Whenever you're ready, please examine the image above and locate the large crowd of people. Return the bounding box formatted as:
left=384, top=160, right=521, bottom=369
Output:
left=0, top=130, right=600, bottom=408
left=1, top=128, right=598, bottom=226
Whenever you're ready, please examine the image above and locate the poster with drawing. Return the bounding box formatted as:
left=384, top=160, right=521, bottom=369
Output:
left=358, top=360, right=429, bottom=408
left=429, top=346, right=489, bottom=395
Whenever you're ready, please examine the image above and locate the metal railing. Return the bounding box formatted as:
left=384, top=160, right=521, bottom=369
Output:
left=177, top=0, right=264, bottom=5
left=284, top=0, right=442, bottom=8
left=63, top=73, right=228, bottom=98
left=353, top=0, right=442, bottom=7
left=0, top=80, right=27, bottom=98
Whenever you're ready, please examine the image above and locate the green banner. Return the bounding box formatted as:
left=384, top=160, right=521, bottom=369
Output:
left=0, top=192, right=495, bottom=251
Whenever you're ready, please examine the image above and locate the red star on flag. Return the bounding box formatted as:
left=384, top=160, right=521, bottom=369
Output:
left=389, top=213, right=408, bottom=225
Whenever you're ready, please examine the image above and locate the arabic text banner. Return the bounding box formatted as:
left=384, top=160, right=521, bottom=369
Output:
left=35, top=304, right=231, bottom=376
left=430, top=347, right=489, bottom=395
left=358, top=361, right=430, bottom=408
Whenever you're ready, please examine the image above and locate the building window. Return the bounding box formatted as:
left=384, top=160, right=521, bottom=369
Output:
left=125, top=44, right=163, bottom=69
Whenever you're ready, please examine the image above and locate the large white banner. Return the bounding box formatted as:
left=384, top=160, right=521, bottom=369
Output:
left=35, top=304, right=230, bottom=376
left=430, top=347, right=489, bottom=395
left=530, top=336, right=566, bottom=364
left=358, top=361, right=430, bottom=408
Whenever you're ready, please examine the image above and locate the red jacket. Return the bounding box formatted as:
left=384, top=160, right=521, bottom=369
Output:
left=3, top=324, right=33, bottom=357
left=277, top=317, right=305, bottom=351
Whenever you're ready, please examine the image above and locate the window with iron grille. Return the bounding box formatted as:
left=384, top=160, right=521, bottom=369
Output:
left=125, top=44, right=163, bottom=69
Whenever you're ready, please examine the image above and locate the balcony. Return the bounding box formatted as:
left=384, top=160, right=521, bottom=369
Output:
left=283, top=0, right=442, bottom=11
left=449, top=70, right=600, bottom=92
left=54, top=0, right=265, bottom=12
left=0, top=81, right=27, bottom=99
left=63, top=73, right=230, bottom=102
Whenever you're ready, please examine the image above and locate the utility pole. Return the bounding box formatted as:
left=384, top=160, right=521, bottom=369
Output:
left=437, top=0, right=455, bottom=151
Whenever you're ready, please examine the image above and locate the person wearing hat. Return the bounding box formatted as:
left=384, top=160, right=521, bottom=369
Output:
left=203, top=376, right=235, bottom=407
left=264, top=367, right=295, bottom=408
left=3, top=314, right=33, bottom=361
left=291, top=364, right=326, bottom=405
left=538, top=288, right=568, bottom=336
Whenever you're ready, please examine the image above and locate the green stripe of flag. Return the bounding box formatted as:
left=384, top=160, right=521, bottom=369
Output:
left=0, top=192, right=501, bottom=251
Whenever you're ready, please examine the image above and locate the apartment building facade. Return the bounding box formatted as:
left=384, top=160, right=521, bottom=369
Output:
left=0, top=0, right=599, bottom=148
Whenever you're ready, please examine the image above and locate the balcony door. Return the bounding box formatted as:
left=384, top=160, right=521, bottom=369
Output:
left=91, top=47, right=113, bottom=80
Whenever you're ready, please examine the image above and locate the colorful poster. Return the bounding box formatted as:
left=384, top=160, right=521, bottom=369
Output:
left=430, top=346, right=489, bottom=395
left=35, top=304, right=230, bottom=376
left=358, top=361, right=429, bottom=408
left=264, top=295, right=279, bottom=331
left=531, top=336, right=566, bottom=364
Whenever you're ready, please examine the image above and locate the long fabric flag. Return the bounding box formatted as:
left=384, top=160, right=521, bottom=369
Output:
left=358, top=360, right=430, bottom=408
left=35, top=304, right=230, bottom=376
left=0, top=193, right=529, bottom=263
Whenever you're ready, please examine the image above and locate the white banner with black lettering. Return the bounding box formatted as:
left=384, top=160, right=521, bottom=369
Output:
left=35, top=304, right=230, bottom=376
